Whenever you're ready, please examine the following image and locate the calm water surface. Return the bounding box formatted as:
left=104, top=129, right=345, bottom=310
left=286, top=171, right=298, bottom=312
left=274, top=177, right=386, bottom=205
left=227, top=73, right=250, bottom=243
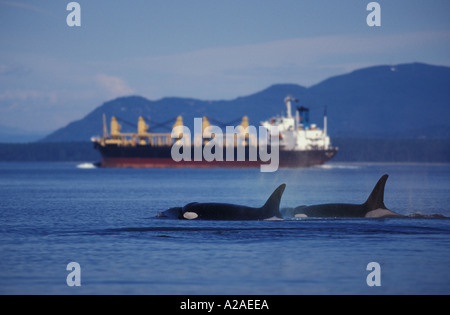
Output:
left=0, top=162, right=449, bottom=294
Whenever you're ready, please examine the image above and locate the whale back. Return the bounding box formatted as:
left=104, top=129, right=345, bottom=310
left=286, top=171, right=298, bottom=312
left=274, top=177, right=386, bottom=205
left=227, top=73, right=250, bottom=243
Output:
left=183, top=184, right=286, bottom=220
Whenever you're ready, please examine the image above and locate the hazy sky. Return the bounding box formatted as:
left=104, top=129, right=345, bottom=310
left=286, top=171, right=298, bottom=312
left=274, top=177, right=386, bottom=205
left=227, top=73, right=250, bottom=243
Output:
left=1, top=0, right=450, bottom=132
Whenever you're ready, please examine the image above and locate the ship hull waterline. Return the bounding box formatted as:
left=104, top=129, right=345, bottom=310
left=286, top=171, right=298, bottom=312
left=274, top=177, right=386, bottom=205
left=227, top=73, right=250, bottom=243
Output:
left=95, top=144, right=338, bottom=168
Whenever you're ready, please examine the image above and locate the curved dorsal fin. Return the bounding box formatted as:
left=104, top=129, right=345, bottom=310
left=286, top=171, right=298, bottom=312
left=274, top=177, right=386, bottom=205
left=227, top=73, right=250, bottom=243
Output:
left=262, top=184, right=286, bottom=215
left=364, top=174, right=389, bottom=210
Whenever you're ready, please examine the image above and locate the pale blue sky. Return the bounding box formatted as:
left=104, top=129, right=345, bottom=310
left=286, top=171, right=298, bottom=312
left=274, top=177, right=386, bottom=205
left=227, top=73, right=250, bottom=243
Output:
left=1, top=0, right=450, bottom=131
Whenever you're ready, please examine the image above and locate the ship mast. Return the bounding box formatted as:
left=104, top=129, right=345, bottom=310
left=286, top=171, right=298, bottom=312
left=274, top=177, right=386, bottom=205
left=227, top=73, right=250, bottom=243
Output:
left=284, top=96, right=298, bottom=119
left=102, top=113, right=109, bottom=138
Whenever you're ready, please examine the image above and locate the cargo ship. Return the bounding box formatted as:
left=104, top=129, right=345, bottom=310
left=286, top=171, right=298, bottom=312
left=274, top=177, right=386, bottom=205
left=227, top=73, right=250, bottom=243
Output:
left=92, top=96, right=338, bottom=168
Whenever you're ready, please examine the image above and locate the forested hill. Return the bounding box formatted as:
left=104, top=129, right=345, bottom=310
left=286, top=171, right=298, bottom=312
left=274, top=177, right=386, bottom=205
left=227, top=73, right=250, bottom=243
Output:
left=1, top=139, right=449, bottom=163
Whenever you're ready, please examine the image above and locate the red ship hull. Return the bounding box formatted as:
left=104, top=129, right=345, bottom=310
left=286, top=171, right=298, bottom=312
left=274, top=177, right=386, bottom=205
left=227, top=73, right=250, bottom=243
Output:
left=95, top=144, right=338, bottom=168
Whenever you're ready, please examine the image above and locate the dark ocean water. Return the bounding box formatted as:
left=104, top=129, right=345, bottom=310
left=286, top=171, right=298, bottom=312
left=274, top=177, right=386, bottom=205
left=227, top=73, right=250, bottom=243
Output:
left=0, top=162, right=449, bottom=294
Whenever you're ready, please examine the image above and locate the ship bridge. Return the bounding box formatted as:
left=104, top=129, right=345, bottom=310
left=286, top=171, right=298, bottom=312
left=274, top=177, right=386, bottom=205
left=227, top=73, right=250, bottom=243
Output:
left=260, top=96, right=332, bottom=151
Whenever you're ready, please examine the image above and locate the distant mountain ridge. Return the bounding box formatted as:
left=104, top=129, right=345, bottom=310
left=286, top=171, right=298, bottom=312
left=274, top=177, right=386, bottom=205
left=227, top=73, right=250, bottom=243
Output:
left=0, top=125, right=48, bottom=143
left=42, top=62, right=450, bottom=142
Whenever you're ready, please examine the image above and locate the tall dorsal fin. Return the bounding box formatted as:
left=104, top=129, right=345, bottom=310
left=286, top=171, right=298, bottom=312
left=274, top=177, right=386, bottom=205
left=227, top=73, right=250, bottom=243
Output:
left=364, top=175, right=389, bottom=210
left=262, top=184, right=286, bottom=216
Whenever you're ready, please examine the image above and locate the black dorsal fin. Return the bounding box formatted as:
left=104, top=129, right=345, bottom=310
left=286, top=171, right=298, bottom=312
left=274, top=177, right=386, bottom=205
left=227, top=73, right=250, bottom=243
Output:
left=262, top=184, right=286, bottom=215
left=364, top=175, right=389, bottom=210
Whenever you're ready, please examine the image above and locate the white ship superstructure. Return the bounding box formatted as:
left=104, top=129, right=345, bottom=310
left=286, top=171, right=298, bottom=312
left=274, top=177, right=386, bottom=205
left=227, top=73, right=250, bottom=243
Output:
left=261, top=96, right=333, bottom=151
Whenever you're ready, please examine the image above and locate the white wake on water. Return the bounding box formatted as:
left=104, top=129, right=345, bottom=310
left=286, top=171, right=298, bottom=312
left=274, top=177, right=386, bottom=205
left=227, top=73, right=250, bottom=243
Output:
left=76, top=163, right=97, bottom=169
left=315, top=163, right=362, bottom=170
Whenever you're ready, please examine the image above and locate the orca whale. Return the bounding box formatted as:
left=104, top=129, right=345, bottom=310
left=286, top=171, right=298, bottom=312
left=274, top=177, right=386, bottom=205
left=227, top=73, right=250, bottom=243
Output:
left=281, top=175, right=403, bottom=218
left=158, top=184, right=286, bottom=220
